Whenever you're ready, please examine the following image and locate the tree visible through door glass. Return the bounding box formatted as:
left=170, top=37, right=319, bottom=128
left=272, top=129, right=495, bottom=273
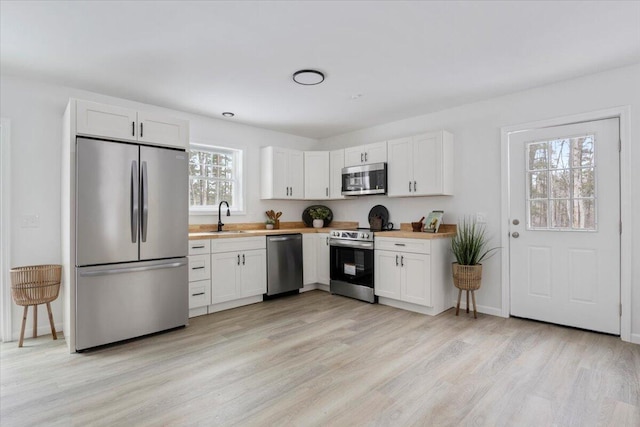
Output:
left=526, top=135, right=596, bottom=231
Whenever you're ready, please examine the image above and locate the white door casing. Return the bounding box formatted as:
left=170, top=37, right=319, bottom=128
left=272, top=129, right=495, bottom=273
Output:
left=507, top=118, right=620, bottom=334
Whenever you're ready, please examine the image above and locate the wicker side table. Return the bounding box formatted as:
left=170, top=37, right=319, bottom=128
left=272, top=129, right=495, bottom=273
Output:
left=10, top=265, right=61, bottom=347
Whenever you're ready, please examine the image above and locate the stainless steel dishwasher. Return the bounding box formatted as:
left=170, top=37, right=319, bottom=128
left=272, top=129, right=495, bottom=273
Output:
left=266, top=234, right=303, bottom=296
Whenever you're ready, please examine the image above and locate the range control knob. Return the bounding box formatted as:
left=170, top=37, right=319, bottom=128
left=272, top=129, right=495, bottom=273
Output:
left=363, top=233, right=369, bottom=239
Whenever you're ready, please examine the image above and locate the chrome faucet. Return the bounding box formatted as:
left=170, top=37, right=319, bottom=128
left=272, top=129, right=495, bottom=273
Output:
left=218, top=201, right=230, bottom=232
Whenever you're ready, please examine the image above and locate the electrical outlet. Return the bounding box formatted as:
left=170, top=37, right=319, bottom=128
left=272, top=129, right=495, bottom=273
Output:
left=21, top=214, right=40, bottom=228
left=476, top=212, right=487, bottom=224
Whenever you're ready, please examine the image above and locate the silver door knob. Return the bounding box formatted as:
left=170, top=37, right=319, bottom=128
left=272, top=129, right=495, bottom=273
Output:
left=512, top=219, right=520, bottom=225
left=512, top=232, right=520, bottom=238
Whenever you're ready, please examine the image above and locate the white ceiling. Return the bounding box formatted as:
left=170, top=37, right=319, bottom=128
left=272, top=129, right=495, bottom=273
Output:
left=2, top=1, right=639, bottom=139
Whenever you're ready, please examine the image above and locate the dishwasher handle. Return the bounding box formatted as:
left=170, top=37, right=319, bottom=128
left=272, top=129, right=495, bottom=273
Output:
left=268, top=235, right=301, bottom=242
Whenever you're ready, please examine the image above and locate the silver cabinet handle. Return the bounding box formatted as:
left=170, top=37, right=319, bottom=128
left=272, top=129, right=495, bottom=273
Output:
left=326, top=187, right=328, bottom=197
left=237, top=254, right=240, bottom=265
left=141, top=161, right=148, bottom=242
left=394, top=243, right=406, bottom=246
left=290, top=186, right=293, bottom=196
left=396, top=255, right=399, bottom=266
left=512, top=232, right=520, bottom=238
left=191, top=292, right=205, bottom=297
left=191, top=266, right=205, bottom=270
left=326, top=237, right=329, bottom=245
left=401, top=255, right=404, bottom=267
left=140, top=122, right=143, bottom=138
left=132, top=121, right=135, bottom=137
left=414, top=181, right=416, bottom=192
left=361, top=153, right=364, bottom=163
left=242, top=254, right=245, bottom=265
left=130, top=160, right=138, bottom=243
left=365, top=152, right=368, bottom=162
left=409, top=181, right=412, bottom=192
left=191, top=245, right=205, bottom=249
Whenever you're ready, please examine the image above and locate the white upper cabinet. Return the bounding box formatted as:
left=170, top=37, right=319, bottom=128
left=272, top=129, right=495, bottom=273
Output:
left=304, top=151, right=330, bottom=199
left=387, top=130, right=453, bottom=197
left=329, top=149, right=345, bottom=199
left=261, top=146, right=305, bottom=199
left=344, top=141, right=387, bottom=166
left=75, top=100, right=188, bottom=149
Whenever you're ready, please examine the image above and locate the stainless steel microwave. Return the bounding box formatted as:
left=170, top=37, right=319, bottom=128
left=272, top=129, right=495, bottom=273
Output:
left=341, top=162, right=387, bottom=196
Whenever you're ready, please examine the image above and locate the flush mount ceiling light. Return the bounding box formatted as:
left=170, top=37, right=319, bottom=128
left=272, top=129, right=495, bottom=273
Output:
left=292, top=69, right=325, bottom=85
left=222, top=112, right=235, bottom=117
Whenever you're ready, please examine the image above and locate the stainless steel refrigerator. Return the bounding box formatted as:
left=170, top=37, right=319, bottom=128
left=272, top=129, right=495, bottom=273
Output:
left=75, top=137, right=188, bottom=351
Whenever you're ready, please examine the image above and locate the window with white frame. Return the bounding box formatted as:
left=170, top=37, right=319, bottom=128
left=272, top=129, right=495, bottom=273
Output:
left=189, top=144, right=243, bottom=213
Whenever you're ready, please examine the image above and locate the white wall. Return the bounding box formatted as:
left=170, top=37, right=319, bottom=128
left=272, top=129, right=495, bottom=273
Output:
left=0, top=74, right=316, bottom=340
left=320, top=63, right=640, bottom=339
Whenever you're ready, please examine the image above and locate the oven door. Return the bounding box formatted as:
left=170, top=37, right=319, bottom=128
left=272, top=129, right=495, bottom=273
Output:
left=329, top=240, right=374, bottom=288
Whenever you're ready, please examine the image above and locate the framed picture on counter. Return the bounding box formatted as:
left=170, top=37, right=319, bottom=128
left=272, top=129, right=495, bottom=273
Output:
left=424, top=210, right=444, bottom=233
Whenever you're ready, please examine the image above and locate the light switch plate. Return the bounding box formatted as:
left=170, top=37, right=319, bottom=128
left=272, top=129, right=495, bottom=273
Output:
left=21, top=214, right=40, bottom=228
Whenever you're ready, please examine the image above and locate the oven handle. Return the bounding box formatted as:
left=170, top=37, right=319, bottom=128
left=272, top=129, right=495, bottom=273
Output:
left=329, top=239, right=374, bottom=249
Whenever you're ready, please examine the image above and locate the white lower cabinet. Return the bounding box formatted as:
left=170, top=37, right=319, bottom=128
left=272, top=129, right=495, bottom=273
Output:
left=375, top=237, right=452, bottom=315
left=210, top=237, right=266, bottom=310
left=188, top=240, right=212, bottom=317
left=303, top=233, right=330, bottom=289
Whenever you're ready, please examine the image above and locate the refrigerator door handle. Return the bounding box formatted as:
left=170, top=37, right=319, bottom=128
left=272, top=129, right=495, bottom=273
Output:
left=78, top=260, right=187, bottom=277
left=130, top=160, right=139, bottom=243
left=141, top=161, right=149, bottom=242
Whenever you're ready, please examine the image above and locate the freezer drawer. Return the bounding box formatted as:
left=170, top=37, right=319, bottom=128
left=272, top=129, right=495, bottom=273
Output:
left=76, top=258, right=188, bottom=351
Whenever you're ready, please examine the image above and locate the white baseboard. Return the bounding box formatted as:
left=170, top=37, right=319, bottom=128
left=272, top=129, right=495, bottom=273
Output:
left=452, top=298, right=503, bottom=317
left=208, top=295, right=263, bottom=314
left=10, top=322, right=64, bottom=342
left=301, top=283, right=329, bottom=293
left=630, top=333, right=640, bottom=345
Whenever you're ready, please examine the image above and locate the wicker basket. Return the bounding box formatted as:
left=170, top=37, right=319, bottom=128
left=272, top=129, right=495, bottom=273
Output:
left=10, top=265, right=62, bottom=306
left=452, top=263, right=483, bottom=291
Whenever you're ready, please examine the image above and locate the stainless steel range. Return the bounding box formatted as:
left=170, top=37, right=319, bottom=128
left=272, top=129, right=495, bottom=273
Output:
left=329, top=228, right=376, bottom=303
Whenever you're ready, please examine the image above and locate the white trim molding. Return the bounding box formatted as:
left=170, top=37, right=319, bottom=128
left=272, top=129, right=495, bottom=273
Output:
left=1, top=118, right=12, bottom=342
left=500, top=106, right=633, bottom=343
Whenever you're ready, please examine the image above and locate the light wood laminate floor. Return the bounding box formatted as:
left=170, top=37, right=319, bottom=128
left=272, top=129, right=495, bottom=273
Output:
left=1, top=290, right=639, bottom=426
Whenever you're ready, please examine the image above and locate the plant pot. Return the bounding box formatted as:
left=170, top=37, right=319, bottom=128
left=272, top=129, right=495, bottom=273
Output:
left=266, top=224, right=274, bottom=230
left=452, top=263, right=483, bottom=290
left=312, top=219, right=324, bottom=228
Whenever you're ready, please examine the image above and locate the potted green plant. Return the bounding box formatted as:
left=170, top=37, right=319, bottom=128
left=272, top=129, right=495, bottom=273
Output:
left=265, top=219, right=275, bottom=230
left=309, top=206, right=330, bottom=228
left=451, top=216, right=498, bottom=318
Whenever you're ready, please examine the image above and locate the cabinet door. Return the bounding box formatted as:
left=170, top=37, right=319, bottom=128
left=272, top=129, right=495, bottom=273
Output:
left=304, top=151, right=330, bottom=199
left=137, top=111, right=189, bottom=149
left=316, top=234, right=330, bottom=285
left=303, top=234, right=317, bottom=285
left=271, top=147, right=290, bottom=199
left=412, top=132, right=443, bottom=195
left=240, top=250, right=266, bottom=297
left=364, top=141, right=387, bottom=164
left=288, top=150, right=304, bottom=199
left=211, top=252, right=240, bottom=304
left=344, top=146, right=364, bottom=167
left=387, top=137, right=412, bottom=197
left=402, top=252, right=431, bottom=306
left=76, top=100, right=137, bottom=142
left=374, top=250, right=401, bottom=299
left=329, top=149, right=345, bottom=199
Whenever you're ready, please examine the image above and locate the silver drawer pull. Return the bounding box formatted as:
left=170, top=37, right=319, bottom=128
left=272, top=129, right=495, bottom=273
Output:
left=191, top=266, right=205, bottom=270
left=191, top=245, right=205, bottom=249
left=394, top=243, right=406, bottom=246
left=191, top=292, right=205, bottom=297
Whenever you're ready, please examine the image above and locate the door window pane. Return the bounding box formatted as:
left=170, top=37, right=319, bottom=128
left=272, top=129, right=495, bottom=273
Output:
left=526, top=135, right=596, bottom=231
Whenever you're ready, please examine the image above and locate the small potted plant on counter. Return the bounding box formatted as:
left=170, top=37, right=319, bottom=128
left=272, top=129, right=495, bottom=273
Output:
left=265, top=219, right=275, bottom=230
left=309, top=206, right=330, bottom=228
left=451, top=216, right=498, bottom=319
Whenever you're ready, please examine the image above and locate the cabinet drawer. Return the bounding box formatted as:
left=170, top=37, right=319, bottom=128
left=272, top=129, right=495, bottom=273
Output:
left=211, top=236, right=266, bottom=253
left=375, top=237, right=431, bottom=254
left=188, top=280, right=210, bottom=309
left=189, top=240, right=210, bottom=255
left=188, top=254, right=211, bottom=281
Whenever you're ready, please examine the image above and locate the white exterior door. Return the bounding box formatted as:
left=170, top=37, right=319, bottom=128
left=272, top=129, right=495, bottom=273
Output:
left=509, top=118, right=620, bottom=334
